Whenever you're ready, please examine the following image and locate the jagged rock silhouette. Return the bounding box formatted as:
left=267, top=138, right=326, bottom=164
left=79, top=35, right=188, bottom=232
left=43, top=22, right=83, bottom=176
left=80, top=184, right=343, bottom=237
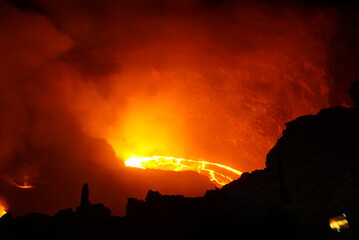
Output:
left=1, top=106, right=359, bottom=239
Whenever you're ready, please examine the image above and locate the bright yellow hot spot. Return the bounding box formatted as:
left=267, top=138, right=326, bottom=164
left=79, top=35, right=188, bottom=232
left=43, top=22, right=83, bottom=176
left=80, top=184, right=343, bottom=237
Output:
left=125, top=156, right=242, bottom=187
left=0, top=205, right=6, bottom=218
left=16, top=184, right=33, bottom=189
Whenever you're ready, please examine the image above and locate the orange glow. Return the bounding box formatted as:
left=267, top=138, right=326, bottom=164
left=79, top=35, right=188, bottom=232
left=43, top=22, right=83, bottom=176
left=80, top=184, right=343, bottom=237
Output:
left=0, top=200, right=7, bottom=218
left=125, top=156, right=242, bottom=187
left=11, top=175, right=34, bottom=189
left=69, top=3, right=335, bottom=180
left=15, top=183, right=33, bottom=189
left=0, top=0, right=346, bottom=216
left=0, top=206, right=6, bottom=218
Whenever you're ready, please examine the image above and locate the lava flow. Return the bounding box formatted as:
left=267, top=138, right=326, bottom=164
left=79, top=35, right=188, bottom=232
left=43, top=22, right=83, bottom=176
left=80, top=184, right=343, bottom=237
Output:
left=125, top=156, right=242, bottom=187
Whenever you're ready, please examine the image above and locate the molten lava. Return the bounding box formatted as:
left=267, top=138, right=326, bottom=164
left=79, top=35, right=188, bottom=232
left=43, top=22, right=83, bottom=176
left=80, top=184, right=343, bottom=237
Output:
left=0, top=207, right=6, bottom=218
left=125, top=156, right=242, bottom=187
left=11, top=175, right=34, bottom=189
left=0, top=203, right=6, bottom=218
left=15, top=183, right=33, bottom=189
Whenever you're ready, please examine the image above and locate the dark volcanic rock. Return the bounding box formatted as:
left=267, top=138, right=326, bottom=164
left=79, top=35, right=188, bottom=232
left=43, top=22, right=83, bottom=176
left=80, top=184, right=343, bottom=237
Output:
left=350, top=80, right=359, bottom=106
left=265, top=106, right=359, bottom=238
left=126, top=107, right=359, bottom=239
left=76, top=183, right=111, bottom=221
left=127, top=190, right=204, bottom=217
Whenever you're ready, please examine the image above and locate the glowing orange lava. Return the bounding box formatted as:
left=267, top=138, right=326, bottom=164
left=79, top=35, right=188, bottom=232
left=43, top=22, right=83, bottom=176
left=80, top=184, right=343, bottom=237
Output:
left=15, top=183, right=33, bottom=189
left=11, top=175, right=34, bottom=189
left=0, top=203, right=7, bottom=218
left=125, top=156, right=242, bottom=187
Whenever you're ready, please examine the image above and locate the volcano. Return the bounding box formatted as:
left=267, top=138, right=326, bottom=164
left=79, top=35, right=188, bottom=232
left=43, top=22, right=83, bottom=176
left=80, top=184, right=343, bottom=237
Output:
left=0, top=0, right=359, bottom=233
left=1, top=103, right=359, bottom=239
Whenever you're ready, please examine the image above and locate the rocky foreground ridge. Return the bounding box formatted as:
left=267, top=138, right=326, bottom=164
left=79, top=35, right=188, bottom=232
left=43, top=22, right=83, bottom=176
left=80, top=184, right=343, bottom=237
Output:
left=1, top=106, right=359, bottom=240
left=126, top=106, right=359, bottom=240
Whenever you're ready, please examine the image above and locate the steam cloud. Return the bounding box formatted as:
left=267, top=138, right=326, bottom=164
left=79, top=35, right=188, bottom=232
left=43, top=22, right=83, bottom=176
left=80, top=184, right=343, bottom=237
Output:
left=0, top=0, right=358, bottom=216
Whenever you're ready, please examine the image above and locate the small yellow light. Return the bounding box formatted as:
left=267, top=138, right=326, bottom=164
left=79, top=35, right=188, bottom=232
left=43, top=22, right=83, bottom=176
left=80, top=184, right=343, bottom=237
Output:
left=329, top=213, right=349, bottom=232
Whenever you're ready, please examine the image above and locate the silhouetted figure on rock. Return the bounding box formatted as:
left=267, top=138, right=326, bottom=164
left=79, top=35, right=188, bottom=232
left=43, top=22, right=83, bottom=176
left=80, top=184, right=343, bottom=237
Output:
left=81, top=183, right=90, bottom=207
